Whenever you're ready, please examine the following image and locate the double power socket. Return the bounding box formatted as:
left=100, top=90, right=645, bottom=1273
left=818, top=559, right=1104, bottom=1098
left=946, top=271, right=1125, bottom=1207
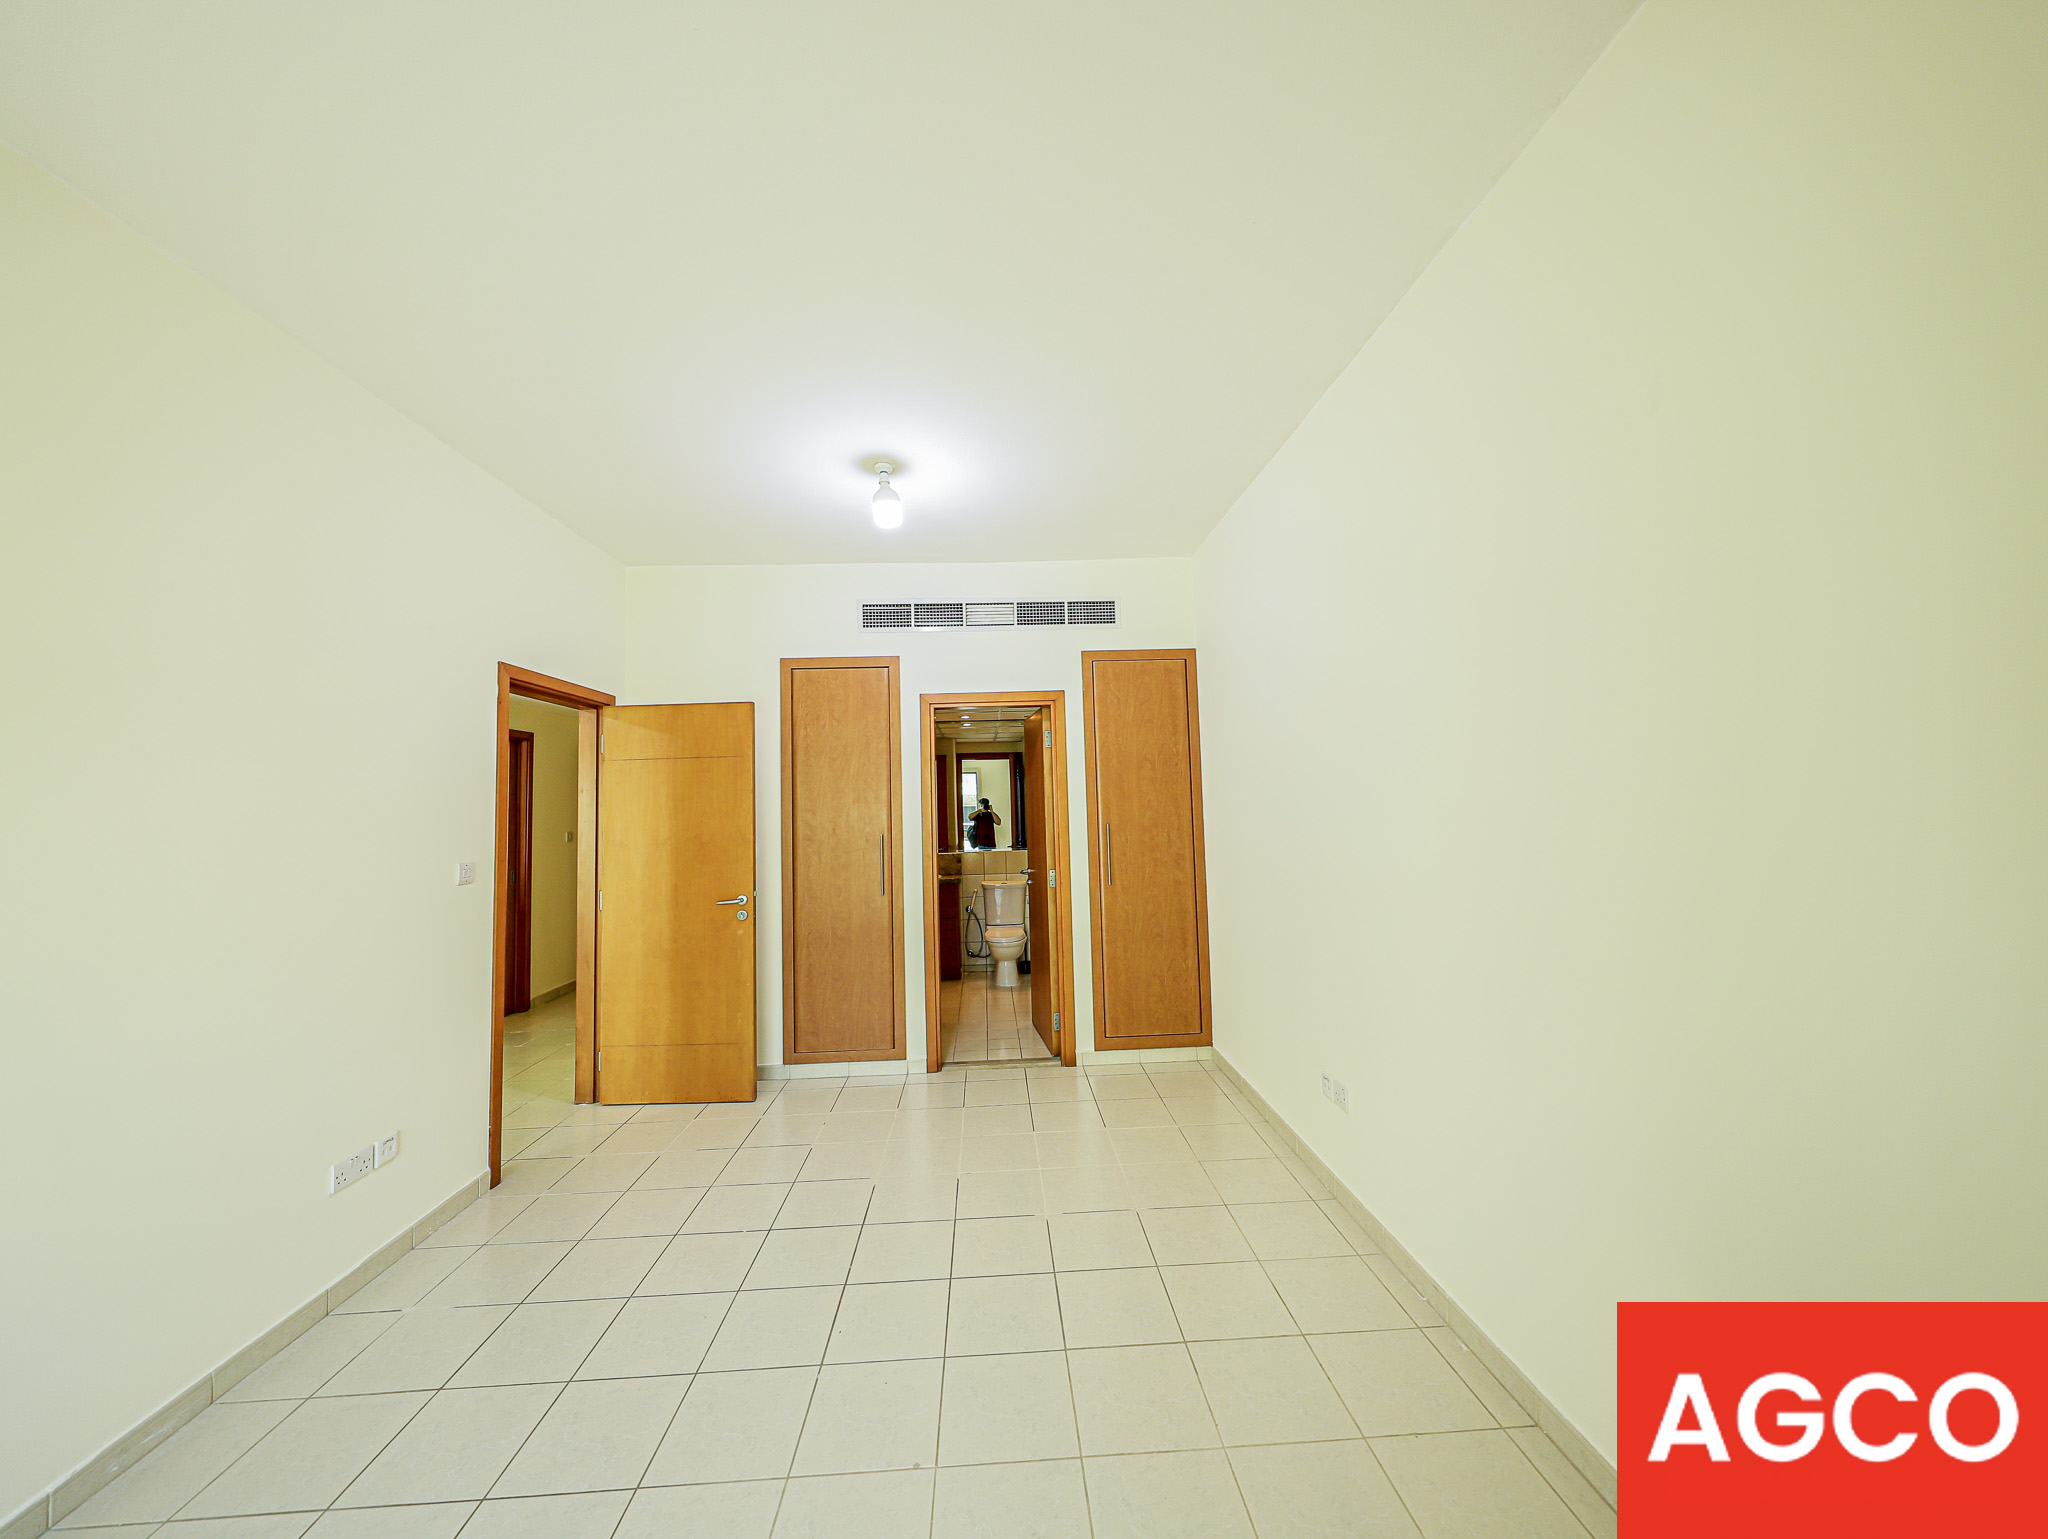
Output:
left=330, top=1131, right=401, bottom=1194
left=1319, top=1072, right=1351, bottom=1114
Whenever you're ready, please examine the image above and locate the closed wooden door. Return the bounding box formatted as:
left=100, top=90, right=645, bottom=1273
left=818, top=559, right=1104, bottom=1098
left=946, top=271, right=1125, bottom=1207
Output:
left=1084, top=651, right=1211, bottom=1047
left=783, top=657, right=904, bottom=1061
left=1022, top=711, right=1059, bottom=1056
left=597, top=703, right=756, bottom=1103
left=505, top=730, right=535, bottom=1015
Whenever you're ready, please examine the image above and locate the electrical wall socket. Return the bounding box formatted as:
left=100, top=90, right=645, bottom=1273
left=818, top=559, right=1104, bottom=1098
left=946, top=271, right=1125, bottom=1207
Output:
left=330, top=1144, right=376, bottom=1194
left=374, top=1131, right=400, bottom=1167
left=456, top=861, right=476, bottom=885
left=1320, top=1072, right=1350, bottom=1114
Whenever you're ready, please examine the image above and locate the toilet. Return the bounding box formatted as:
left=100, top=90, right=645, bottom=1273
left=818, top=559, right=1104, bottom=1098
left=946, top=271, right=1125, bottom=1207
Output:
left=981, top=878, right=1029, bottom=988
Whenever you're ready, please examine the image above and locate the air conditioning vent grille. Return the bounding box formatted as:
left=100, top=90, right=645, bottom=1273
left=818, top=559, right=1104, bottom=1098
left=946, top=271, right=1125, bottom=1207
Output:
left=860, top=598, right=1118, bottom=633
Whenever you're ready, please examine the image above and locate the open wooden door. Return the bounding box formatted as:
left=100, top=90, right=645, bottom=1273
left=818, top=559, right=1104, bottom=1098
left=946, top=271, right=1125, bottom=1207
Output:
left=597, top=703, right=757, bottom=1103
left=1022, top=711, right=1058, bottom=1057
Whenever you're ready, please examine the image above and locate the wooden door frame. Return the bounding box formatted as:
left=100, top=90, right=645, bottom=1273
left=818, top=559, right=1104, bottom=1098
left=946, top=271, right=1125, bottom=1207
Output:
left=781, top=657, right=907, bottom=1064
left=920, top=691, right=1079, bottom=1070
left=493, top=663, right=614, bottom=1187
left=1080, top=648, right=1214, bottom=1050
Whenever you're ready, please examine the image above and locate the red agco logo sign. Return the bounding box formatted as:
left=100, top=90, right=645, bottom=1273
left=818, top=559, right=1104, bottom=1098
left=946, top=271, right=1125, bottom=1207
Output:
left=1619, top=1303, right=2044, bottom=1536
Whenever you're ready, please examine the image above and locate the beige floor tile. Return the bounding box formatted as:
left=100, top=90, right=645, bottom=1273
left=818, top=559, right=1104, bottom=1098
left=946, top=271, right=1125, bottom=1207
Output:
left=490, top=1194, right=620, bottom=1246
left=1082, top=1449, right=1254, bottom=1538
left=1165, top=1099, right=1245, bottom=1128
left=1505, top=1426, right=1616, bottom=1539
left=644, top=1365, right=815, bottom=1484
left=220, top=1315, right=396, bottom=1402
left=791, top=1357, right=943, bottom=1475
left=335, top=1383, right=558, bottom=1506
left=891, top=1108, right=967, bottom=1141
left=587, top=1122, right=686, bottom=1155
left=1138, top=1207, right=1252, bottom=1267
left=747, top=1115, right=827, bottom=1146
left=701, top=1284, right=842, bottom=1370
left=1227, top=1439, right=1422, bottom=1537
left=1096, top=1098, right=1175, bottom=1129
left=955, top=1170, right=1044, bottom=1219
left=1189, top=1335, right=1357, bottom=1445
left=154, top=1514, right=312, bottom=1536
left=1033, top=1129, right=1117, bottom=1166
left=670, top=1119, right=752, bottom=1151
left=637, top=1230, right=765, bottom=1295
left=850, top=1219, right=955, bottom=1283
left=682, top=1183, right=791, bottom=1233
left=835, top=1085, right=905, bottom=1113
left=489, top=1374, right=689, bottom=1496
left=959, top=1133, right=1041, bottom=1173
left=938, top=1352, right=1078, bottom=1466
left=827, top=1279, right=949, bottom=1363
left=416, top=1195, right=537, bottom=1249
left=60, top=1401, right=296, bottom=1526
left=1365, top=1256, right=1446, bottom=1327
left=774, top=1180, right=874, bottom=1229
left=1311, top=1331, right=1495, bottom=1436
left=1200, top=1159, right=1306, bottom=1205
left=1038, top=1166, right=1136, bottom=1215
left=459, top=1490, right=634, bottom=1539
left=634, top=1148, right=736, bottom=1188
left=418, top=1243, right=574, bottom=1308
left=497, top=1161, right=575, bottom=1197
left=797, top=1143, right=886, bottom=1180
left=614, top=1480, right=782, bottom=1539
left=1109, top=1127, right=1193, bottom=1164
left=945, top=1273, right=1065, bottom=1355
left=578, top=1291, right=732, bottom=1379
left=819, top=1112, right=898, bottom=1143
left=548, top=1153, right=658, bottom=1194
left=867, top=1176, right=960, bottom=1223
left=303, top=1503, right=474, bottom=1538
left=1067, top=1344, right=1219, bottom=1456
left=330, top=1246, right=473, bottom=1313
left=583, top=1187, right=704, bottom=1239
left=526, top=1236, right=665, bottom=1301
left=772, top=1469, right=934, bottom=1539
left=962, top=1104, right=1034, bottom=1137
left=1265, top=1256, right=1412, bottom=1334
left=318, top=1307, right=512, bottom=1395
left=1160, top=1261, right=1297, bottom=1341
left=952, top=1216, right=1052, bottom=1277
left=718, top=1146, right=813, bottom=1185
left=739, top=1225, right=858, bottom=1290
left=1178, top=1125, right=1272, bottom=1161
left=449, top=1298, right=621, bottom=1386
left=522, top=1126, right=614, bottom=1160
left=1371, top=1429, right=1588, bottom=1538
left=178, top=1393, right=430, bottom=1518
left=1049, top=1209, right=1153, bottom=1271
left=1228, top=1201, right=1351, bottom=1261
left=1089, top=1075, right=1162, bottom=1100
left=964, top=1081, right=1029, bottom=1106
left=1056, top=1268, right=1181, bottom=1349
left=878, top=1141, right=964, bottom=1178
left=1124, top=1163, right=1225, bottom=1209
left=932, top=1458, right=1089, bottom=1539
left=899, top=1082, right=966, bottom=1110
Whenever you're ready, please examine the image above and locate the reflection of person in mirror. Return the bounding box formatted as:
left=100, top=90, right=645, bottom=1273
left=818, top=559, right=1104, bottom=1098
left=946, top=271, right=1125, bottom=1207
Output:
left=970, top=797, right=1002, bottom=849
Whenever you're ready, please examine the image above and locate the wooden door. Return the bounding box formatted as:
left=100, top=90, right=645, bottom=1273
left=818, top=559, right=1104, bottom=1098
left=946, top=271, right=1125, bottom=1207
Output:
left=505, top=730, right=535, bottom=1015
left=1083, top=650, right=1212, bottom=1047
left=1022, top=711, right=1058, bottom=1056
left=783, top=658, right=904, bottom=1061
left=597, top=703, right=756, bottom=1103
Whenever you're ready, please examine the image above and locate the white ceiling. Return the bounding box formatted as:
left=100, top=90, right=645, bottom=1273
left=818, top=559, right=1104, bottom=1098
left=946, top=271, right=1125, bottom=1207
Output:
left=0, top=2, right=1636, bottom=566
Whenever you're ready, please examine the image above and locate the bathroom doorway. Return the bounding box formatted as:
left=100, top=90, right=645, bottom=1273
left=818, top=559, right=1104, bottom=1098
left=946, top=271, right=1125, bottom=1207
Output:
left=919, top=691, right=1077, bottom=1070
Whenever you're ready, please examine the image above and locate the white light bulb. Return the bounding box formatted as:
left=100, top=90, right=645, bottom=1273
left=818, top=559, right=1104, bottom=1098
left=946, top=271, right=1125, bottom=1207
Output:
left=871, top=464, right=903, bottom=529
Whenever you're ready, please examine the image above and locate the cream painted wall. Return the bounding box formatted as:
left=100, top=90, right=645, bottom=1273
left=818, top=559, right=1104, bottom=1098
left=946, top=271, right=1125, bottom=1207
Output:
left=0, top=147, right=625, bottom=1519
left=625, top=560, right=1196, bottom=1063
left=509, top=696, right=581, bottom=998
left=1195, top=0, right=2048, bottom=1466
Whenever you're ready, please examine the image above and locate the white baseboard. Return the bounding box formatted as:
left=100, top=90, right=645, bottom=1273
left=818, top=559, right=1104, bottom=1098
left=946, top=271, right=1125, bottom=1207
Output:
left=1210, top=1051, right=1618, bottom=1517
left=527, top=979, right=576, bottom=1007
left=3, top=1172, right=489, bottom=1539
left=1079, top=1045, right=1214, bottom=1065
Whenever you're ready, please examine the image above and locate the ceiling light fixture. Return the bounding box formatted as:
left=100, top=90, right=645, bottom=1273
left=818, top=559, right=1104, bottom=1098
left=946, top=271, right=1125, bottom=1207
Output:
left=871, top=462, right=903, bottom=529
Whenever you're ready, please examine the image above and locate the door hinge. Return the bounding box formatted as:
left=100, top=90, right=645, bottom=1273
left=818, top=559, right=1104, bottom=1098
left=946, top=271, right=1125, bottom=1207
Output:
left=1054, top=1012, right=1060, bottom=1029
left=1050, top=869, right=1056, bottom=888
left=599, top=733, right=604, bottom=753
left=1044, top=729, right=1052, bottom=747
left=598, top=1051, right=603, bottom=1069
left=597, top=891, right=603, bottom=910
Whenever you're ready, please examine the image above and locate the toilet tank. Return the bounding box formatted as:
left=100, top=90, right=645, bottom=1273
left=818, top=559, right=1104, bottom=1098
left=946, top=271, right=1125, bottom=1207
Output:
left=983, top=879, right=1028, bottom=926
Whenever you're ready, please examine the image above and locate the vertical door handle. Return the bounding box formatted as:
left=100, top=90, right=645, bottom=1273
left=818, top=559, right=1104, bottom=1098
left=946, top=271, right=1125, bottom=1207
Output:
left=1104, top=826, right=1113, bottom=886
left=879, top=833, right=887, bottom=895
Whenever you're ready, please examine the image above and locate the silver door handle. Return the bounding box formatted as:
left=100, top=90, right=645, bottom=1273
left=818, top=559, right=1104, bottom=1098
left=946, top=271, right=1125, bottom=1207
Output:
left=879, top=833, right=887, bottom=895
left=1104, top=827, right=1113, bottom=886
left=714, top=895, right=748, bottom=905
